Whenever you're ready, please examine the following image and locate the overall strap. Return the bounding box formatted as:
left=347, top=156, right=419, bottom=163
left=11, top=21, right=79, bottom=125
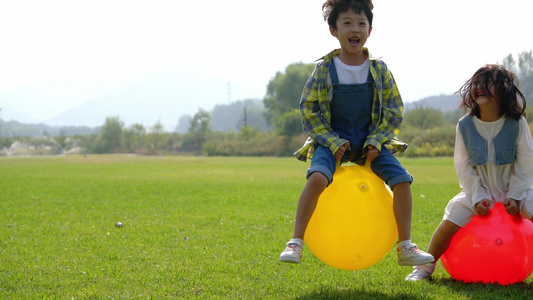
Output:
left=329, top=59, right=339, bottom=85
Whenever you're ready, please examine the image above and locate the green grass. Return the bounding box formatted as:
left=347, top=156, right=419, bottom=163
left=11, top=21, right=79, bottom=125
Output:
left=0, top=155, right=531, bottom=299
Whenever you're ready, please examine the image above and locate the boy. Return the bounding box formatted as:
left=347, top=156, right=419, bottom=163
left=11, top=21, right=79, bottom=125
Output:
left=279, top=0, right=433, bottom=267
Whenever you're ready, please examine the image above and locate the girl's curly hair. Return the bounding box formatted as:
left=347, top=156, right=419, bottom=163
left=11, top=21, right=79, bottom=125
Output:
left=458, top=64, right=526, bottom=120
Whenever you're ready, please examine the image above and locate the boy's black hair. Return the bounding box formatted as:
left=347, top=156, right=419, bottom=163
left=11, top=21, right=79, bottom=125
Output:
left=322, top=0, right=374, bottom=29
left=458, top=64, right=526, bottom=120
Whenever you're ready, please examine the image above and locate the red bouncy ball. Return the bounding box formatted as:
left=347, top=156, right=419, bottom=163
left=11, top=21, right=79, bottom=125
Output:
left=441, top=203, right=533, bottom=285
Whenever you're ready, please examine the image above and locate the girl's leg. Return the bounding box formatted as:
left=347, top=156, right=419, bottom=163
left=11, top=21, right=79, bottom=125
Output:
left=293, top=172, right=328, bottom=239
left=405, top=220, right=461, bottom=281
left=427, top=220, right=462, bottom=262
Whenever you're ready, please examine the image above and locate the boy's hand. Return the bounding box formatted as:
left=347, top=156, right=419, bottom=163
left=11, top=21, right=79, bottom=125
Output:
left=334, top=143, right=349, bottom=161
left=504, top=198, right=520, bottom=215
left=365, top=145, right=379, bottom=162
left=475, top=199, right=490, bottom=216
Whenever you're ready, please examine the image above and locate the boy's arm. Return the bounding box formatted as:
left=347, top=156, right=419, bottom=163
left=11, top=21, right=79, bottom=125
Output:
left=300, top=68, right=348, bottom=156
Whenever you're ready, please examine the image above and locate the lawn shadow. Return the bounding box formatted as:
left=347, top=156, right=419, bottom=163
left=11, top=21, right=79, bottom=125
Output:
left=294, top=287, right=428, bottom=300
left=429, top=277, right=533, bottom=300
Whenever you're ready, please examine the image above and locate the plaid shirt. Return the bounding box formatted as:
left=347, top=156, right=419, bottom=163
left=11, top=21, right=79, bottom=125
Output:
left=294, top=48, right=408, bottom=162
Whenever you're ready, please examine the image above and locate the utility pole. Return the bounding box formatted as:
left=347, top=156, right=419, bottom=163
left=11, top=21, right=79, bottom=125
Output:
left=243, top=107, right=247, bottom=127
left=0, top=107, right=2, bottom=138
left=227, top=82, right=231, bottom=104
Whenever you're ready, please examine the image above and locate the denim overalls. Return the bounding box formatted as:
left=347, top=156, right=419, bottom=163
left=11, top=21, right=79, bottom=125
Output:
left=307, top=60, right=413, bottom=187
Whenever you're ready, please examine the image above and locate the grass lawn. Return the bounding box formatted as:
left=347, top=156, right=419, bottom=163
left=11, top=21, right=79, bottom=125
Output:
left=0, top=155, right=532, bottom=299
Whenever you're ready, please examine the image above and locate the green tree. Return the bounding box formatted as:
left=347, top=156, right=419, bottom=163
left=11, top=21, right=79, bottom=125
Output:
left=0, top=137, right=13, bottom=149
left=501, top=50, right=533, bottom=97
left=443, top=109, right=464, bottom=124
left=183, top=109, right=211, bottom=152
left=263, top=62, right=314, bottom=134
left=517, top=50, right=533, bottom=97
left=403, top=106, right=448, bottom=129
left=69, top=134, right=97, bottom=154
left=54, top=133, right=67, bottom=150
left=210, top=99, right=270, bottom=132
left=175, top=115, right=192, bottom=133
left=501, top=54, right=517, bottom=74
left=240, top=125, right=259, bottom=140
left=526, top=106, right=533, bottom=124
left=189, top=109, right=211, bottom=134
left=95, top=117, right=124, bottom=153
left=147, top=120, right=169, bottom=153
left=124, top=123, right=146, bottom=153
left=275, top=109, right=301, bottom=139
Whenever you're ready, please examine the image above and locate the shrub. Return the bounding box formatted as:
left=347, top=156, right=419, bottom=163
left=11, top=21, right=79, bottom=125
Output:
left=399, top=125, right=456, bottom=157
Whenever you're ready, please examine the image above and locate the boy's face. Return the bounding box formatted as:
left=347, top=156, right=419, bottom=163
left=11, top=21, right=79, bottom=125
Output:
left=329, top=10, right=372, bottom=65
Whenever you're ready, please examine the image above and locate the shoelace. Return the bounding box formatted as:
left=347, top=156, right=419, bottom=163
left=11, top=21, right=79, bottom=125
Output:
left=286, top=243, right=302, bottom=250
left=397, top=244, right=419, bottom=253
left=405, top=244, right=420, bottom=253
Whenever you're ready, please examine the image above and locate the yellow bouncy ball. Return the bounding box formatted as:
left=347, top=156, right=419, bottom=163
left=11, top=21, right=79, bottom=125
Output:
left=304, top=163, right=397, bottom=270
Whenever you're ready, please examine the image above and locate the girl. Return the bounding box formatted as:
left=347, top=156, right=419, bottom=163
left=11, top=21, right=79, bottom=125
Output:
left=406, top=64, right=533, bottom=281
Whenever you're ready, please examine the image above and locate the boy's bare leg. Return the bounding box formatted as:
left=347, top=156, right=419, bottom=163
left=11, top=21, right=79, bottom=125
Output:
left=280, top=172, right=328, bottom=263
left=394, top=182, right=434, bottom=266
left=392, top=182, right=412, bottom=242
left=293, top=172, right=328, bottom=239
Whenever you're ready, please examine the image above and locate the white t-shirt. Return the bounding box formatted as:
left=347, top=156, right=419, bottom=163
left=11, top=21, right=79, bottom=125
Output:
left=333, top=57, right=370, bottom=84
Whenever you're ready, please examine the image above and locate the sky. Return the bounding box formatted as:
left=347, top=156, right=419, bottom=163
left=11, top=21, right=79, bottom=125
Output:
left=0, top=0, right=531, bottom=123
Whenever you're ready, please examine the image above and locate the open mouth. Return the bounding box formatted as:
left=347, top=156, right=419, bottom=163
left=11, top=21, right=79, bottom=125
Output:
left=349, top=37, right=360, bottom=46
left=476, top=90, right=486, bottom=97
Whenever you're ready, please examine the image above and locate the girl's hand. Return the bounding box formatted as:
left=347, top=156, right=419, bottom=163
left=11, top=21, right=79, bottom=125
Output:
left=334, top=143, right=349, bottom=161
left=365, top=145, right=379, bottom=162
left=504, top=198, right=520, bottom=215
left=475, top=199, right=490, bottom=216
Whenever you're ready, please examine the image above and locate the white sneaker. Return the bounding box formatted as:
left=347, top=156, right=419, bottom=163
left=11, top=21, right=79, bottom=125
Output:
left=405, top=263, right=436, bottom=281
left=397, top=243, right=434, bottom=266
left=279, top=238, right=303, bottom=263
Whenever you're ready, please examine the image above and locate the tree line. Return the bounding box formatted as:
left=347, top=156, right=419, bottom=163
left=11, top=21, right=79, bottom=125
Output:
left=1, top=50, right=532, bottom=157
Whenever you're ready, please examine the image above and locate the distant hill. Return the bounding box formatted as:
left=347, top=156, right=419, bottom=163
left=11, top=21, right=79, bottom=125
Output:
left=404, top=94, right=462, bottom=112
left=2, top=88, right=466, bottom=138
left=1, top=120, right=98, bottom=138
left=0, top=68, right=260, bottom=132
left=0, top=81, right=117, bottom=123
left=0, top=107, right=39, bottom=124
left=44, top=69, right=259, bottom=131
